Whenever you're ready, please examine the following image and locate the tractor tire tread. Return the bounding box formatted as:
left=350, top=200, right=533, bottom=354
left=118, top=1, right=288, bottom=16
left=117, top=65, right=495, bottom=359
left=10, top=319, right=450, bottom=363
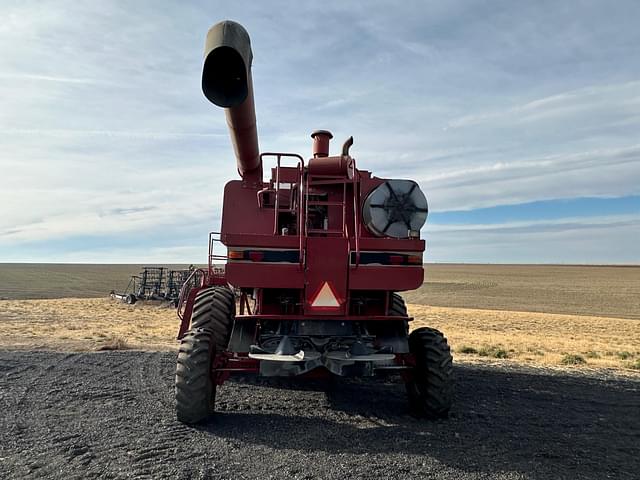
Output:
left=175, top=286, right=235, bottom=424
left=389, top=292, right=408, bottom=317
left=190, top=286, right=235, bottom=350
left=175, top=328, right=215, bottom=424
left=407, top=327, right=454, bottom=419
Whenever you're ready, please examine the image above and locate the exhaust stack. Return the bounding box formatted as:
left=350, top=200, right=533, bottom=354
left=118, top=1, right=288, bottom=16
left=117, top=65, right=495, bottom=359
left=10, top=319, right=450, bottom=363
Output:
left=202, top=21, right=261, bottom=184
left=311, top=130, right=333, bottom=158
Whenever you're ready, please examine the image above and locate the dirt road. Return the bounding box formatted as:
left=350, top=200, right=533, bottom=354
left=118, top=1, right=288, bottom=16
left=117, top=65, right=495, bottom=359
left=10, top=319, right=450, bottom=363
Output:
left=1, top=350, right=638, bottom=479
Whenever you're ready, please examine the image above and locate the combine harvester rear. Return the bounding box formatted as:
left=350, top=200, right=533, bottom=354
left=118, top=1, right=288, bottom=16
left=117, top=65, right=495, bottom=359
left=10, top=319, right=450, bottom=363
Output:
left=175, top=21, right=453, bottom=424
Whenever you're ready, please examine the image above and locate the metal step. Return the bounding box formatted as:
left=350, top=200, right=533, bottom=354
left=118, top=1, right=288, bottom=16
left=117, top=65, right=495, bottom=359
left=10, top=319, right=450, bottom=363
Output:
left=248, top=351, right=321, bottom=362
left=307, top=228, right=344, bottom=235
left=307, top=200, right=344, bottom=206
left=324, top=351, right=396, bottom=362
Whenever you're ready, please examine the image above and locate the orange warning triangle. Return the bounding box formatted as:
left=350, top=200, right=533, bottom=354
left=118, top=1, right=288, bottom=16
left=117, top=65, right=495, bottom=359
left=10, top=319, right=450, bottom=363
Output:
left=310, top=282, right=340, bottom=308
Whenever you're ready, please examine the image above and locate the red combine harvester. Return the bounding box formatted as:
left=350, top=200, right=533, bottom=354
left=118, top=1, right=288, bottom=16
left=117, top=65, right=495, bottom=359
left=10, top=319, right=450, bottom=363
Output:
left=175, top=20, right=453, bottom=424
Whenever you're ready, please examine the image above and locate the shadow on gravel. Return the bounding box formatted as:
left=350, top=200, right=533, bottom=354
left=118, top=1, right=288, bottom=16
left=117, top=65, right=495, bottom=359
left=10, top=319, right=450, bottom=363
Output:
left=204, top=365, right=639, bottom=478
left=2, top=351, right=637, bottom=479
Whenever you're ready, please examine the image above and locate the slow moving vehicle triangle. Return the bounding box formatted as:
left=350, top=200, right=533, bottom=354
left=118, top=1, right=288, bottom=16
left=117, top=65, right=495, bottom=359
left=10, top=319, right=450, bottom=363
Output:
left=310, top=282, right=340, bottom=308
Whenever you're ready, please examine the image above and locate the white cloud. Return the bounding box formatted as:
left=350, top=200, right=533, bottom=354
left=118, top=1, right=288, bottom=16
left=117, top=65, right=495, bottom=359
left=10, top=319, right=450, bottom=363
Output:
left=420, top=145, right=640, bottom=211
left=42, top=244, right=208, bottom=264
left=0, top=128, right=224, bottom=138
left=446, top=82, right=640, bottom=130
left=0, top=73, right=104, bottom=85
left=425, top=214, right=640, bottom=264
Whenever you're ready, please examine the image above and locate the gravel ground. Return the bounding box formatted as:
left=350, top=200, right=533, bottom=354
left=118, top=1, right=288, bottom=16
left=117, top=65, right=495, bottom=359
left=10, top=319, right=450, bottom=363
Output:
left=0, top=350, right=638, bottom=479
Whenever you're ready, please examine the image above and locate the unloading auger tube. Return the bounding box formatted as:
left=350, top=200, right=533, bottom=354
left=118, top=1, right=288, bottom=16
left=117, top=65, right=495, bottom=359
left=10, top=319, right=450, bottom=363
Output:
left=202, top=20, right=261, bottom=185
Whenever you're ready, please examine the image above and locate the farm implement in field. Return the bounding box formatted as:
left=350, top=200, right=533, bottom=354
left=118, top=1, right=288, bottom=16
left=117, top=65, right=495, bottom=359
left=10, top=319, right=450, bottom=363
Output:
left=110, top=266, right=194, bottom=306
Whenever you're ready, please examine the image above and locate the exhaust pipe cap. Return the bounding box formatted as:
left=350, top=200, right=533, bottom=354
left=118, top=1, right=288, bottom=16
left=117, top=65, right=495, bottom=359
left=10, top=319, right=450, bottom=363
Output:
left=311, top=129, right=333, bottom=157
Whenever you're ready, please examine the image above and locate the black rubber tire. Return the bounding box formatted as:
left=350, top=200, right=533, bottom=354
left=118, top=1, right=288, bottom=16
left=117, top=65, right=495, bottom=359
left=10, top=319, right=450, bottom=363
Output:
left=389, top=292, right=408, bottom=317
left=125, top=294, right=136, bottom=305
left=175, top=328, right=216, bottom=424
left=406, top=327, right=454, bottom=419
left=387, top=292, right=409, bottom=337
left=190, top=286, right=235, bottom=350
left=175, top=286, right=235, bottom=424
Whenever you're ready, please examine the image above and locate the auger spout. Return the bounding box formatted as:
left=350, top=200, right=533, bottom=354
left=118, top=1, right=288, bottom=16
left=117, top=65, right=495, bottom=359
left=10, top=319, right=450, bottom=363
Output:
left=202, top=20, right=261, bottom=184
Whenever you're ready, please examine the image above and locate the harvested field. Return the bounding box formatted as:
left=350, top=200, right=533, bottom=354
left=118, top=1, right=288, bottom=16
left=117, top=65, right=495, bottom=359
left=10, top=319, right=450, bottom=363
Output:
left=2, top=263, right=639, bottom=319
left=0, top=263, right=194, bottom=300
left=405, top=264, right=640, bottom=319
left=0, top=298, right=176, bottom=351
left=0, top=263, right=639, bottom=371
left=410, top=305, right=640, bottom=371
left=0, top=297, right=638, bottom=372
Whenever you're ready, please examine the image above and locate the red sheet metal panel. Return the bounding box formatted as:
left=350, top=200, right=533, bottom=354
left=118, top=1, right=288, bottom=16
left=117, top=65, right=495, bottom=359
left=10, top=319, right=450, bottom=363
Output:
left=226, top=263, right=304, bottom=288
left=349, top=265, right=424, bottom=291
left=354, top=237, right=425, bottom=251
left=223, top=233, right=300, bottom=248
left=304, top=237, right=349, bottom=316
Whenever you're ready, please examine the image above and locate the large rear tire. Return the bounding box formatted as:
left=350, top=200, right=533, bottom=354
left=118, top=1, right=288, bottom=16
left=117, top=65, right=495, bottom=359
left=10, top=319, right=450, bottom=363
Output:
left=190, top=286, right=235, bottom=348
left=406, top=327, right=454, bottom=419
left=389, top=292, right=408, bottom=317
left=175, top=286, right=235, bottom=424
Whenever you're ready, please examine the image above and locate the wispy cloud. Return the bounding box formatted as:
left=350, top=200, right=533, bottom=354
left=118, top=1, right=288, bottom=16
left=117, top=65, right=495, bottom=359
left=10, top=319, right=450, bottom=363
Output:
left=428, top=213, right=640, bottom=235
left=446, top=81, right=640, bottom=129
left=426, top=214, right=640, bottom=264
left=0, top=128, right=225, bottom=139
left=0, top=73, right=104, bottom=84
left=418, top=144, right=640, bottom=211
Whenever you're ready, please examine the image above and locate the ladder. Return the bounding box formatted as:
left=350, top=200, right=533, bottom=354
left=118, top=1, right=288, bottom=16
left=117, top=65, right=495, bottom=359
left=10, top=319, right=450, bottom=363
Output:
left=304, top=166, right=362, bottom=268
left=305, top=174, right=349, bottom=237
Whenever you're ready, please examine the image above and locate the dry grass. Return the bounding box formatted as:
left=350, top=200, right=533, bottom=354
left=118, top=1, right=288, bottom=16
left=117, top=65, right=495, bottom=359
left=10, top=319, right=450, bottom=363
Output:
left=409, top=304, right=640, bottom=371
left=0, top=263, right=638, bottom=373
left=0, top=298, right=176, bottom=351
left=96, top=335, right=131, bottom=351
left=0, top=297, right=637, bottom=373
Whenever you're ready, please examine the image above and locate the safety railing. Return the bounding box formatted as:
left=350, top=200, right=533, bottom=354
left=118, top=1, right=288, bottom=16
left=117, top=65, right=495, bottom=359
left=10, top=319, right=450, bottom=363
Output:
left=208, top=231, right=227, bottom=279
left=259, top=152, right=305, bottom=269
left=351, top=159, right=361, bottom=268
left=176, top=268, right=206, bottom=321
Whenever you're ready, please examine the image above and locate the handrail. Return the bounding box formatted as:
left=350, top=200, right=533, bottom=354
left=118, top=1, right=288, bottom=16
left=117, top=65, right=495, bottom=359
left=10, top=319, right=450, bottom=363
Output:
left=259, top=152, right=305, bottom=270
left=176, top=268, right=206, bottom=321
left=304, top=170, right=308, bottom=239
left=208, top=231, right=227, bottom=275
left=298, top=159, right=304, bottom=269
left=342, top=181, right=347, bottom=237
left=273, top=154, right=281, bottom=234
left=352, top=161, right=360, bottom=268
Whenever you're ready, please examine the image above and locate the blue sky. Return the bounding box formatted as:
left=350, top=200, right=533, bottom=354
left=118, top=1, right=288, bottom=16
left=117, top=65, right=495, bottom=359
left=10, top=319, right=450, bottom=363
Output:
left=0, top=0, right=639, bottom=264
